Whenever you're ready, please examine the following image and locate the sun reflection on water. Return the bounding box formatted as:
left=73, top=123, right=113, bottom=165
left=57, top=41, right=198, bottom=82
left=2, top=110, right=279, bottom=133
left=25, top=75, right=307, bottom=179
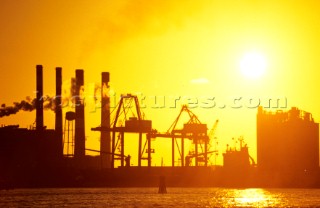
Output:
left=210, top=188, right=285, bottom=207
left=234, top=189, right=274, bottom=206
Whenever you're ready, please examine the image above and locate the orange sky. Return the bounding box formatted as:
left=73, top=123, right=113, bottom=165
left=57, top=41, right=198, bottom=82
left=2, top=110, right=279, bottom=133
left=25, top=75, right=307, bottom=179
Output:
left=1, top=0, right=320, bottom=166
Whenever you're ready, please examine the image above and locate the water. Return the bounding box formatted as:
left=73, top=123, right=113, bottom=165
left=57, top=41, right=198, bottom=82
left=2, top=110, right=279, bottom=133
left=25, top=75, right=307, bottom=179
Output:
left=1, top=188, right=320, bottom=207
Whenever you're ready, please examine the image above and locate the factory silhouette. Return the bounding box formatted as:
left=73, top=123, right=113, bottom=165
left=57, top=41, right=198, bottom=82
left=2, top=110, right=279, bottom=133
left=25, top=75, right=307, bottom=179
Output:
left=0, top=65, right=319, bottom=188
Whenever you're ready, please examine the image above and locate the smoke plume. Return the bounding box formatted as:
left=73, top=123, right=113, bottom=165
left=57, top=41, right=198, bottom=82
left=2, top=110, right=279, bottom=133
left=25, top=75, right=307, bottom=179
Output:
left=0, top=78, right=78, bottom=118
left=0, top=96, right=57, bottom=118
left=0, top=97, right=36, bottom=118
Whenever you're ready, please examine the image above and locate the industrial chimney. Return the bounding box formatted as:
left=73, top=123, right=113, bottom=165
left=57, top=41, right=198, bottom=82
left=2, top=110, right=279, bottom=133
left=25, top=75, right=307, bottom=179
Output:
left=36, top=65, right=44, bottom=131
left=74, top=69, right=85, bottom=159
left=100, top=72, right=111, bottom=168
left=55, top=67, right=63, bottom=156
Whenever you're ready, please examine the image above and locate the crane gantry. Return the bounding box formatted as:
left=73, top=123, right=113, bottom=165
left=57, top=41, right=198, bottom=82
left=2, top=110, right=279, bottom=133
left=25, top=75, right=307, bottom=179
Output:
left=93, top=95, right=219, bottom=168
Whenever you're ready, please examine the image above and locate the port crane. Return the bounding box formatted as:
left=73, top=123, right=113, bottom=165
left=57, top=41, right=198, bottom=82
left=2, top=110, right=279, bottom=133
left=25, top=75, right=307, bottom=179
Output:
left=93, top=97, right=217, bottom=168
left=150, top=105, right=212, bottom=167
left=208, top=120, right=219, bottom=165
left=185, top=119, right=219, bottom=166
left=92, top=94, right=153, bottom=168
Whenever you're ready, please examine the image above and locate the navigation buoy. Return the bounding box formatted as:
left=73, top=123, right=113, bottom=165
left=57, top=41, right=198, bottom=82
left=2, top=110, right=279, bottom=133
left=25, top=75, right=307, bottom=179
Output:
left=158, top=176, right=167, bottom=194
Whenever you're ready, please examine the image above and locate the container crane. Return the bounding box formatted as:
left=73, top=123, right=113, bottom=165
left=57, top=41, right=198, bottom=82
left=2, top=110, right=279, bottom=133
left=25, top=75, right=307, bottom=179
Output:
left=185, top=120, right=219, bottom=166
left=150, top=105, right=209, bottom=167
left=92, top=94, right=153, bottom=168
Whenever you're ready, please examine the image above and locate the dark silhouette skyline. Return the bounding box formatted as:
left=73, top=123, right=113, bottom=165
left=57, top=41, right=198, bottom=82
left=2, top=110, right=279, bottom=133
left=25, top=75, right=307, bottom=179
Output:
left=1, top=65, right=320, bottom=189
left=2, top=1, right=320, bottom=164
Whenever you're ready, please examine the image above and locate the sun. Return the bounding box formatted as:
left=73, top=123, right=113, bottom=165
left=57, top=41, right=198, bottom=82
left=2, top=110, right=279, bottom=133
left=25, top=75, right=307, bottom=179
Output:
left=240, top=52, right=267, bottom=79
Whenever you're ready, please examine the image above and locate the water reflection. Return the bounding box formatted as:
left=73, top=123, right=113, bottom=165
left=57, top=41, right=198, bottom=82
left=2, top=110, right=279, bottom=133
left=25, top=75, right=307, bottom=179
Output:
left=234, top=189, right=276, bottom=206
left=2, top=188, right=319, bottom=207
left=210, top=188, right=284, bottom=207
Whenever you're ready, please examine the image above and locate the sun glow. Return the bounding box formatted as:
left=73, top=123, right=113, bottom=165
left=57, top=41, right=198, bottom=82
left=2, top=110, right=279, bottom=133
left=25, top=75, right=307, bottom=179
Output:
left=233, top=189, right=278, bottom=207
left=240, top=52, right=267, bottom=79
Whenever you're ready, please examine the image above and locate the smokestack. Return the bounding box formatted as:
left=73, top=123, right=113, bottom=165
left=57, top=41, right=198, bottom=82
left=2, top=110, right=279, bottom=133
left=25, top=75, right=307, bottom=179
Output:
left=36, top=65, right=44, bottom=131
left=74, top=69, right=85, bottom=159
left=101, top=72, right=111, bottom=168
left=55, top=67, right=63, bottom=156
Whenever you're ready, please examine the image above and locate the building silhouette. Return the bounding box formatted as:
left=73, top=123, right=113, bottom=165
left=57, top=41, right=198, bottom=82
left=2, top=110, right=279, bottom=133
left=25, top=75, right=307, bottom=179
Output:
left=257, top=106, right=319, bottom=175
